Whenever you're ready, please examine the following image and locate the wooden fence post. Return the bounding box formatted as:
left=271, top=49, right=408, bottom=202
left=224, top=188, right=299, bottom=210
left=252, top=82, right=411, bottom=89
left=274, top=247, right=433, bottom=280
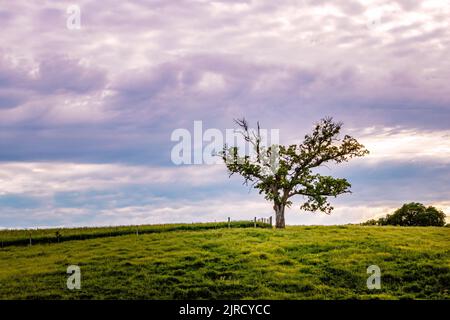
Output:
left=269, top=216, right=272, bottom=227
left=228, top=217, right=231, bottom=228
left=254, top=217, right=257, bottom=228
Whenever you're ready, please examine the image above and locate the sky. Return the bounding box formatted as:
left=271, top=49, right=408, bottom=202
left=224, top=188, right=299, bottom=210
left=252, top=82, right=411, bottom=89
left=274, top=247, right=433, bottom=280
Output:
left=0, top=0, right=449, bottom=228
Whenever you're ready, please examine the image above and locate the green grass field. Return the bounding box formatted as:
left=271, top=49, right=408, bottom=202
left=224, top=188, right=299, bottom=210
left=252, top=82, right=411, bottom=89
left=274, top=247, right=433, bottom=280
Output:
left=0, top=221, right=270, bottom=247
left=0, top=224, right=449, bottom=299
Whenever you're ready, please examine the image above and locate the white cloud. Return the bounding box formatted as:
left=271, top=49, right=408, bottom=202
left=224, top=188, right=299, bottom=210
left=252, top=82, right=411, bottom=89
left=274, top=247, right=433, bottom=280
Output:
left=0, top=162, right=226, bottom=196
left=3, top=195, right=446, bottom=229
left=360, top=129, right=450, bottom=163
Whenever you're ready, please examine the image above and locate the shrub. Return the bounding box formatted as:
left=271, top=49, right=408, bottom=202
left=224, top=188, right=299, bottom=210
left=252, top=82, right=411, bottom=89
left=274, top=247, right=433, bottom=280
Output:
left=360, top=219, right=378, bottom=226
left=364, top=203, right=446, bottom=227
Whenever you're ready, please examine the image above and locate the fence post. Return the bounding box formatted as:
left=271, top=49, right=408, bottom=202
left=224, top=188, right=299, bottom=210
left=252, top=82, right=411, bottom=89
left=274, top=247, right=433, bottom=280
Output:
left=269, top=216, right=272, bottom=227
left=228, top=217, right=231, bottom=228
left=254, top=217, right=257, bottom=228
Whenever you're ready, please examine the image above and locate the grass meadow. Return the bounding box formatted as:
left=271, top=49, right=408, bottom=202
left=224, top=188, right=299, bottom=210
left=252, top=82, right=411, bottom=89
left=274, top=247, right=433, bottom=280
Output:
left=0, top=224, right=448, bottom=299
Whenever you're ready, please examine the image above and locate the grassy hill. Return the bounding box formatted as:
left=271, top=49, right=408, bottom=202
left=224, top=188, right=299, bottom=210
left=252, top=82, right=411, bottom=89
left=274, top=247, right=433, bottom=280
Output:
left=0, top=221, right=270, bottom=247
left=0, top=224, right=448, bottom=299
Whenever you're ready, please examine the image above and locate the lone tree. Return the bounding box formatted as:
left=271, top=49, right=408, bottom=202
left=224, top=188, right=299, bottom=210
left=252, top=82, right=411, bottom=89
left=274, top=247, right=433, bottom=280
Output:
left=221, top=117, right=369, bottom=228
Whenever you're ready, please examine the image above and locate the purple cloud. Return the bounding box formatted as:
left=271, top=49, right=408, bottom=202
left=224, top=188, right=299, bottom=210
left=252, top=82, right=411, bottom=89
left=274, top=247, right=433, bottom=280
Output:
left=0, top=0, right=449, bottom=227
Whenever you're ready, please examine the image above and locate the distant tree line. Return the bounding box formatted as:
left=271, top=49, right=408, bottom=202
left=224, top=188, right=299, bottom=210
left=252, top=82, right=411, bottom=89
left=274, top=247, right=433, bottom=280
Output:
left=362, top=203, right=447, bottom=227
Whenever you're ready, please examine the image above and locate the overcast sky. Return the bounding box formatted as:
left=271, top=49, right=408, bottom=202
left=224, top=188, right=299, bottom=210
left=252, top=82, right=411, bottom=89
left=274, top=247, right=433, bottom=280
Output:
left=0, top=0, right=449, bottom=228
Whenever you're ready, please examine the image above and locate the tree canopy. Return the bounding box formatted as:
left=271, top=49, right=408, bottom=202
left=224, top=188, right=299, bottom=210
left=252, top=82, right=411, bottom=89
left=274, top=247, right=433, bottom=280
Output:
left=363, top=203, right=447, bottom=227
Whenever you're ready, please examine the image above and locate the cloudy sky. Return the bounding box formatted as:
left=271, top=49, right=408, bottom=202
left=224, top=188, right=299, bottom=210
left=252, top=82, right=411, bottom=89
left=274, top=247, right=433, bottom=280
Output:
left=1, top=0, right=449, bottom=228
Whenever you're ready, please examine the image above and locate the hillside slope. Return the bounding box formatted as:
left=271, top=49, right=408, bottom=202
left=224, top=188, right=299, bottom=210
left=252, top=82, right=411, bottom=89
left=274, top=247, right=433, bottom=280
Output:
left=0, top=225, right=449, bottom=299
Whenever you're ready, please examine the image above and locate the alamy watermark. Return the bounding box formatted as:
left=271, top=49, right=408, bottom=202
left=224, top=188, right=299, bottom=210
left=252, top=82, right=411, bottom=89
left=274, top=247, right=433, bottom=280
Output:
left=66, top=5, right=81, bottom=30
left=67, top=265, right=81, bottom=290
left=170, top=120, right=280, bottom=170
left=366, top=265, right=381, bottom=290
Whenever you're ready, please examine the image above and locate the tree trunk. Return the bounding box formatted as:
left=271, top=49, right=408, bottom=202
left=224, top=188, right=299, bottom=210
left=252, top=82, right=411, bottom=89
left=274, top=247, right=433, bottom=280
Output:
left=274, top=203, right=285, bottom=228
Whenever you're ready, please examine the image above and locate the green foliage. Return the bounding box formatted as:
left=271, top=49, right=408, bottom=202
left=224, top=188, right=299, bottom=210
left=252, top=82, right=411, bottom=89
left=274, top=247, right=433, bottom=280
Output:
left=221, top=117, right=368, bottom=227
left=0, top=225, right=448, bottom=299
left=364, top=203, right=447, bottom=227
left=361, top=219, right=378, bottom=226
